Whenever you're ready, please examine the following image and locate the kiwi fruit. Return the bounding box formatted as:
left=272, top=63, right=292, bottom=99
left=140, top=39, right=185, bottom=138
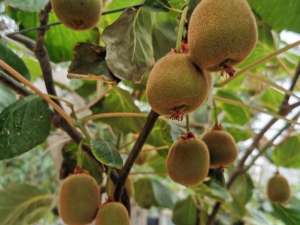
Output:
left=107, top=177, right=134, bottom=200
left=95, top=202, right=130, bottom=225
left=188, top=0, right=257, bottom=73
left=203, top=128, right=238, bottom=168
left=59, top=173, right=100, bottom=225
left=166, top=133, right=210, bottom=186
left=51, top=0, right=102, bottom=30
left=146, top=53, right=210, bottom=120
left=267, top=172, right=291, bottom=203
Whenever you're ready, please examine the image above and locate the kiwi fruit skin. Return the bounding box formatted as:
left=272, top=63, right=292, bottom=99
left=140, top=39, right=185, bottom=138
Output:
left=202, top=130, right=238, bottom=168
left=267, top=173, right=291, bottom=203
left=51, top=0, right=102, bottom=30
left=59, top=174, right=100, bottom=225
left=166, top=136, right=210, bottom=186
left=107, top=177, right=134, bottom=200
left=146, top=53, right=210, bottom=116
left=95, top=202, right=130, bottom=225
left=188, top=0, right=258, bottom=71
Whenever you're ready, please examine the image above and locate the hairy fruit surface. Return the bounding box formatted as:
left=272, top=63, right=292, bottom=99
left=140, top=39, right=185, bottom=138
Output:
left=59, top=174, right=100, bottom=225
left=95, top=202, right=130, bottom=225
left=146, top=53, right=210, bottom=120
left=166, top=134, right=210, bottom=186
left=188, top=0, right=257, bottom=72
left=267, top=172, right=291, bottom=203
left=203, top=129, right=238, bottom=168
left=51, top=0, right=102, bottom=30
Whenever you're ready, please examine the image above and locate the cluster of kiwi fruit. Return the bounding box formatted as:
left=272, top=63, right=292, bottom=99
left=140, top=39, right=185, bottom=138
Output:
left=146, top=0, right=257, bottom=119
left=59, top=173, right=130, bottom=225
left=167, top=126, right=238, bottom=186
left=51, top=0, right=103, bottom=30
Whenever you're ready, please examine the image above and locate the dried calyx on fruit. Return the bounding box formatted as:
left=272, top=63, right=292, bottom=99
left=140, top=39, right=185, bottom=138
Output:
left=95, top=202, right=130, bottom=225
left=188, top=0, right=257, bottom=76
left=51, top=0, right=102, bottom=30
left=267, top=172, right=291, bottom=203
left=166, top=132, right=210, bottom=186
left=59, top=173, right=100, bottom=225
left=146, top=53, right=210, bottom=120
left=202, top=125, right=238, bottom=168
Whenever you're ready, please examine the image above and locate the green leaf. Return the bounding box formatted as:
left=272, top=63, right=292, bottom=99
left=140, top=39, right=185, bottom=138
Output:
left=4, top=0, right=48, bottom=12
left=147, top=120, right=172, bottom=147
left=229, top=174, right=254, bottom=217
left=260, top=88, right=284, bottom=113
left=103, top=8, right=155, bottom=82
left=0, top=40, right=30, bottom=79
left=91, top=139, right=123, bottom=169
left=91, top=87, right=144, bottom=134
left=144, top=0, right=171, bottom=12
left=217, top=90, right=251, bottom=125
left=0, top=83, right=16, bottom=113
left=194, top=182, right=231, bottom=202
left=272, top=203, right=300, bottom=225
left=272, top=135, right=300, bottom=168
left=172, top=196, right=197, bottom=225
left=0, top=183, right=53, bottom=225
left=249, top=0, right=300, bottom=33
left=0, top=95, right=51, bottom=160
left=134, top=177, right=174, bottom=209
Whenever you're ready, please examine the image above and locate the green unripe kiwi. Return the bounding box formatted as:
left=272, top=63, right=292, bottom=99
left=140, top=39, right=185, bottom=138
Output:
left=107, top=177, right=134, bottom=200
left=146, top=53, right=210, bottom=120
left=95, top=202, right=130, bottom=225
left=267, top=172, right=291, bottom=203
left=202, top=129, right=238, bottom=168
left=51, top=0, right=102, bottom=30
left=59, top=173, right=100, bottom=225
left=166, top=134, right=210, bottom=186
left=188, top=0, right=257, bottom=71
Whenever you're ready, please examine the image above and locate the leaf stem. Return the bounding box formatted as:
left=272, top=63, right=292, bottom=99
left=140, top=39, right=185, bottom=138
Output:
left=176, top=6, right=188, bottom=52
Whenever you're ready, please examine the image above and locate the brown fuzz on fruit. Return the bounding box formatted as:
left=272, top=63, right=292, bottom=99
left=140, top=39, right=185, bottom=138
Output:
left=166, top=134, right=210, bottom=186
left=267, top=172, right=291, bottom=203
left=107, top=177, right=134, bottom=200
left=146, top=53, right=210, bottom=120
left=95, top=202, right=130, bottom=225
left=51, top=0, right=102, bottom=30
left=202, top=128, right=238, bottom=169
left=59, top=174, right=100, bottom=225
left=188, top=0, right=258, bottom=75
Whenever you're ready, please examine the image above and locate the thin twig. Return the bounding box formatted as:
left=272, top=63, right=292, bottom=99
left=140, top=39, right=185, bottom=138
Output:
left=114, top=110, right=159, bottom=200
left=0, top=70, right=31, bottom=96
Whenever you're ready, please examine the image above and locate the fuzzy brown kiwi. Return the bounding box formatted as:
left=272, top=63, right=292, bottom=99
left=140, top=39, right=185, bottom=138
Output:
left=146, top=53, right=210, bottom=120
left=59, top=173, right=100, bottom=225
left=106, top=177, right=134, bottom=200
left=166, top=133, right=210, bottom=186
left=95, top=202, right=130, bottom=225
left=202, top=128, right=238, bottom=168
left=51, top=0, right=102, bottom=30
left=267, top=172, right=291, bottom=203
left=188, top=0, right=257, bottom=74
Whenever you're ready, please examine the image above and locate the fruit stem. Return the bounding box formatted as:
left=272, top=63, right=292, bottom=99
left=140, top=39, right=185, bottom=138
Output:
left=212, top=99, right=219, bottom=126
left=175, top=6, right=189, bottom=52
left=186, top=114, right=191, bottom=132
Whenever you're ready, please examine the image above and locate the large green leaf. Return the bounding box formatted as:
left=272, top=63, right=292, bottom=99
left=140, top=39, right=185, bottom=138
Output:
left=0, top=41, right=30, bottom=79
left=272, top=203, right=300, bottom=225
left=0, top=83, right=16, bottom=113
left=91, top=87, right=144, bottom=134
left=5, top=0, right=48, bottom=12
left=103, top=8, right=155, bottom=82
left=172, top=196, right=197, bottom=225
left=91, top=139, right=123, bottom=169
left=272, top=135, right=300, bottom=168
left=229, top=174, right=254, bottom=217
left=0, top=95, right=51, bottom=160
left=0, top=183, right=53, bottom=225
left=194, top=182, right=231, bottom=202
left=249, top=0, right=300, bottom=33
